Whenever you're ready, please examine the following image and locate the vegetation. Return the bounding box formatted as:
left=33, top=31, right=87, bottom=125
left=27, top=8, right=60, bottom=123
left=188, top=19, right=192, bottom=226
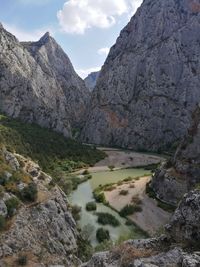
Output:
left=0, top=114, right=105, bottom=174
left=0, top=215, right=6, bottom=231
left=108, top=165, right=115, bottom=171
left=17, top=254, right=27, bottom=266
left=119, top=190, right=129, bottom=196
left=86, top=201, right=97, bottom=211
left=20, top=183, right=38, bottom=202
left=5, top=197, right=20, bottom=217
left=71, top=205, right=82, bottom=221
left=119, top=204, right=142, bottom=217
left=96, top=212, right=120, bottom=227
left=93, top=187, right=107, bottom=204
left=96, top=228, right=110, bottom=243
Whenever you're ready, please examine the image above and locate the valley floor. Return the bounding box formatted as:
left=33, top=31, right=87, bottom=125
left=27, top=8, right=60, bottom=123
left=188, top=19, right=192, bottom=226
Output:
left=104, top=176, right=171, bottom=235
left=75, top=147, right=165, bottom=173
left=74, top=147, right=170, bottom=235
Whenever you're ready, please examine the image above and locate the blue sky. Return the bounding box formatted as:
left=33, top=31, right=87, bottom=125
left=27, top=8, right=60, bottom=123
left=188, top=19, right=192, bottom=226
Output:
left=0, top=0, right=142, bottom=78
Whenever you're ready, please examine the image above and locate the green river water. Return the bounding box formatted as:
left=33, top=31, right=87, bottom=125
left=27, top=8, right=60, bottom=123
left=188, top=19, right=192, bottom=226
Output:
left=70, top=168, right=151, bottom=245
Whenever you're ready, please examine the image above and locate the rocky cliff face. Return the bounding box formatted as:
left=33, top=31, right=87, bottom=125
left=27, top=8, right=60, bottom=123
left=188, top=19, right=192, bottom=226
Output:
left=0, top=147, right=80, bottom=266
left=151, top=106, right=200, bottom=205
left=81, top=0, right=200, bottom=151
left=0, top=24, right=89, bottom=137
left=84, top=71, right=100, bottom=92
left=22, top=33, right=90, bottom=128
left=82, top=189, right=200, bottom=267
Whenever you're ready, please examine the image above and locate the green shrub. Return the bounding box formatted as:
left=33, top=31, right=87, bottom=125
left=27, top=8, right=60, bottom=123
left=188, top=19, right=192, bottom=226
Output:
left=93, top=191, right=106, bottom=204
left=123, top=177, right=132, bottom=182
left=0, top=215, right=6, bottom=231
left=119, top=204, right=142, bottom=217
left=71, top=205, right=82, bottom=221
left=96, top=212, right=120, bottom=227
left=96, top=228, right=110, bottom=243
left=17, top=254, right=27, bottom=265
left=86, top=202, right=97, bottom=211
left=82, top=169, right=90, bottom=175
left=20, top=183, right=38, bottom=202
left=5, top=197, right=20, bottom=217
left=108, top=165, right=115, bottom=171
left=119, top=190, right=129, bottom=196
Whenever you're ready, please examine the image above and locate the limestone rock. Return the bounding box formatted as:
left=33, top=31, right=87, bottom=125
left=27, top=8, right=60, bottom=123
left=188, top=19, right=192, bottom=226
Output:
left=22, top=33, right=90, bottom=128
left=0, top=25, right=89, bottom=137
left=0, top=186, right=79, bottom=266
left=166, top=189, right=200, bottom=247
left=151, top=107, right=200, bottom=205
left=0, top=200, right=7, bottom=217
left=81, top=0, right=200, bottom=151
left=84, top=71, right=100, bottom=92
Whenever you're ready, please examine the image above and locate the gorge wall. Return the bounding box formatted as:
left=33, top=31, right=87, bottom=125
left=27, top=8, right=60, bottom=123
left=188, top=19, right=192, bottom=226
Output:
left=0, top=24, right=89, bottom=137
left=81, top=0, right=200, bottom=151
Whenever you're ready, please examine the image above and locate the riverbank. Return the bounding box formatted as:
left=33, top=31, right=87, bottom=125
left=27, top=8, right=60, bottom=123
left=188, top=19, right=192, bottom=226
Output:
left=104, top=176, right=171, bottom=235
left=74, top=147, right=165, bottom=174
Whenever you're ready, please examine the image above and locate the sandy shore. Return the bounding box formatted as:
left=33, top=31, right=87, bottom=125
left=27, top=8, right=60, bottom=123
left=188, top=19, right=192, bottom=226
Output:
left=104, top=176, right=171, bottom=235
left=75, top=148, right=165, bottom=174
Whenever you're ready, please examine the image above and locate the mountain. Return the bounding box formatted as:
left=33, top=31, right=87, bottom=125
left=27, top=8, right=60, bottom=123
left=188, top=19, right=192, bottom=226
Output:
left=81, top=0, right=200, bottom=151
left=0, top=24, right=89, bottom=137
left=151, top=105, right=200, bottom=205
left=22, top=32, right=90, bottom=128
left=84, top=71, right=100, bottom=92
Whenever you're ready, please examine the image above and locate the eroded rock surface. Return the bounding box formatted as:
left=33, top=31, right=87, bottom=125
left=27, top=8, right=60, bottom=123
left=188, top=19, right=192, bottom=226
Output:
left=0, top=26, right=89, bottom=137
left=151, top=107, right=200, bottom=205
left=82, top=0, right=200, bottom=151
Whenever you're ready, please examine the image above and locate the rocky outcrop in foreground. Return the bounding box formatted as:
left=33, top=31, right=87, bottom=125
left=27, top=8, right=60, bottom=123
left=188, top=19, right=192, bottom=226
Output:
left=0, top=24, right=89, bottom=137
left=151, top=106, right=200, bottom=205
left=82, top=189, right=200, bottom=267
left=82, top=0, right=200, bottom=151
left=0, top=148, right=80, bottom=267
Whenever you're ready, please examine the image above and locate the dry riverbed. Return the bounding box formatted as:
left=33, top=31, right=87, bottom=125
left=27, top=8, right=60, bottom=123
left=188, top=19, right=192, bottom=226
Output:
left=104, top=176, right=171, bottom=235
left=75, top=147, right=165, bottom=174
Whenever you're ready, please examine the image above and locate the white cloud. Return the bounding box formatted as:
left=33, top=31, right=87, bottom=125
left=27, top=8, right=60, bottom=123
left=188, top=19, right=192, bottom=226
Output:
left=3, top=23, right=54, bottom=41
left=57, top=0, right=143, bottom=34
left=98, top=47, right=110, bottom=56
left=76, top=67, right=101, bottom=79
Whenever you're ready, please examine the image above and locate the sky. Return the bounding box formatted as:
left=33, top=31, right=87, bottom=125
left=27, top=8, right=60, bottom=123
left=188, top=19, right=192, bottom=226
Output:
left=0, top=0, right=142, bottom=78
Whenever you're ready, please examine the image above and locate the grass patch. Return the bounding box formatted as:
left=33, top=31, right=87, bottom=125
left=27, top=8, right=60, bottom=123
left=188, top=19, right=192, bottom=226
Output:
left=96, top=212, right=120, bottom=227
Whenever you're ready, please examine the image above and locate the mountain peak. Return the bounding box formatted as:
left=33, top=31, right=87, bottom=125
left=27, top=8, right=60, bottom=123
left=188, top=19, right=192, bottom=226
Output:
left=0, top=22, right=4, bottom=29
left=38, top=31, right=51, bottom=45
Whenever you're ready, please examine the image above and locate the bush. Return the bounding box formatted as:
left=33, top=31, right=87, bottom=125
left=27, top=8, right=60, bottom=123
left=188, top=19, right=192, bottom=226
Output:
left=17, top=254, right=27, bottom=266
left=96, top=228, right=110, bottom=243
left=86, top=202, right=97, bottom=211
left=20, top=183, right=38, bottom=202
left=93, top=191, right=106, bottom=204
left=71, top=205, right=82, bottom=221
left=5, top=197, right=20, bottom=217
left=119, top=190, right=129, bottom=196
left=0, top=215, right=6, bottom=231
left=82, top=169, right=90, bottom=175
left=108, top=165, right=115, bottom=171
left=119, top=204, right=142, bottom=217
left=96, top=212, right=120, bottom=227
